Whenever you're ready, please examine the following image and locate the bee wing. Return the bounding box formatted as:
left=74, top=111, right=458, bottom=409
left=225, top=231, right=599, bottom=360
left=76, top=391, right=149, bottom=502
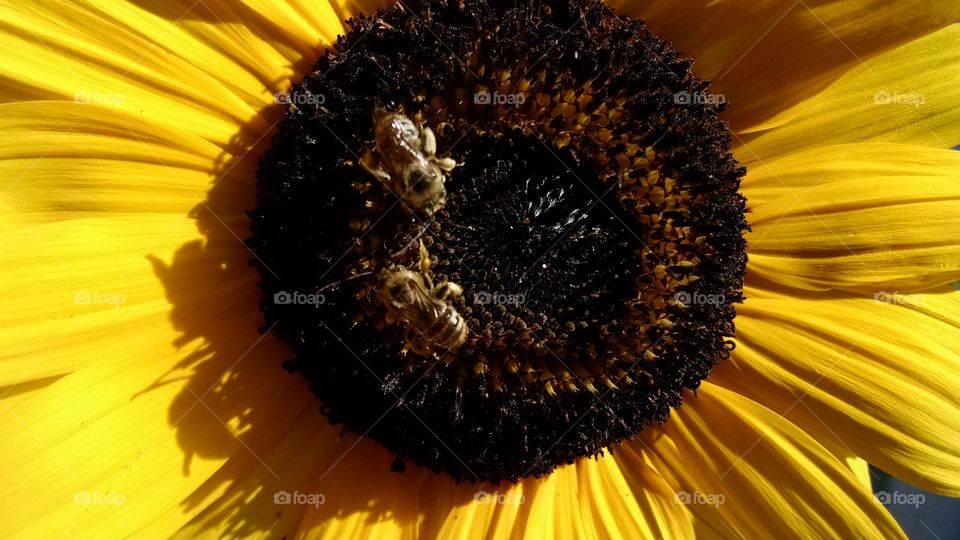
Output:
left=398, top=282, right=447, bottom=327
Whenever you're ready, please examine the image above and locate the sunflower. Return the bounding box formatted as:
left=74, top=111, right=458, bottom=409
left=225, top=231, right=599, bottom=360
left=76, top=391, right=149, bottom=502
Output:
left=1, top=0, right=959, bottom=537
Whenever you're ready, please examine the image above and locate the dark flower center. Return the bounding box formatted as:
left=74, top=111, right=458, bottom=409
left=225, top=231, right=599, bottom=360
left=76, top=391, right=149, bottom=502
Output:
left=249, top=0, right=748, bottom=483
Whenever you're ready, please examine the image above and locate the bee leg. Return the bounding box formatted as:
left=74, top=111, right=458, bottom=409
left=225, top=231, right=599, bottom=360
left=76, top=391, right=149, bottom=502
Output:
left=434, top=156, right=458, bottom=172
left=412, top=342, right=432, bottom=358
left=373, top=18, right=395, bottom=31
left=421, top=126, right=437, bottom=156
left=418, top=239, right=432, bottom=277
left=315, top=270, right=375, bottom=293
left=388, top=222, right=430, bottom=260
left=405, top=328, right=431, bottom=357
left=422, top=127, right=458, bottom=173
left=418, top=240, right=435, bottom=290
left=360, top=149, right=391, bottom=183
left=403, top=327, right=415, bottom=352
left=433, top=281, right=463, bottom=301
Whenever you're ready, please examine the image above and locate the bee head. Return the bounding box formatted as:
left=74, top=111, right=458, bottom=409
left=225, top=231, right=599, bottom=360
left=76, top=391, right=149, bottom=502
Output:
left=379, top=268, right=419, bottom=308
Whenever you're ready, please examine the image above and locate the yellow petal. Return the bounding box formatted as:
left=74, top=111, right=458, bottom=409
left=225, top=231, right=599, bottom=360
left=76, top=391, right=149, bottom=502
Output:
left=293, top=439, right=433, bottom=539
left=0, top=102, right=219, bottom=222
left=294, top=434, right=529, bottom=539
left=713, top=291, right=960, bottom=496
left=633, top=383, right=905, bottom=539
left=845, top=456, right=874, bottom=493
left=231, top=0, right=390, bottom=45
left=415, top=471, right=527, bottom=540
left=435, top=479, right=527, bottom=540
left=297, top=450, right=694, bottom=539
left=0, top=182, right=311, bottom=535
left=172, top=404, right=368, bottom=539
left=0, top=1, right=397, bottom=538
left=740, top=142, right=960, bottom=209
left=0, top=297, right=309, bottom=537
left=521, top=463, right=588, bottom=540
left=0, top=0, right=361, bottom=144
left=743, top=143, right=960, bottom=292
left=0, top=99, right=256, bottom=385
left=0, top=215, right=207, bottom=385
left=0, top=99, right=305, bottom=536
left=0, top=3, right=249, bottom=142
left=737, top=24, right=960, bottom=161
left=604, top=452, right=699, bottom=539
left=613, top=0, right=960, bottom=133
left=0, top=374, right=65, bottom=410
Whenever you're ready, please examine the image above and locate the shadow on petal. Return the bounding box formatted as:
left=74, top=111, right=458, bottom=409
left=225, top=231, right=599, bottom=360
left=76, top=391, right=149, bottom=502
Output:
left=143, top=94, right=486, bottom=535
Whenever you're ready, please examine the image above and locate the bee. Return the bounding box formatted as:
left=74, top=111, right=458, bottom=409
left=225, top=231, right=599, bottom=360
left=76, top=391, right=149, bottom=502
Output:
left=361, top=106, right=458, bottom=217
left=379, top=241, right=467, bottom=356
